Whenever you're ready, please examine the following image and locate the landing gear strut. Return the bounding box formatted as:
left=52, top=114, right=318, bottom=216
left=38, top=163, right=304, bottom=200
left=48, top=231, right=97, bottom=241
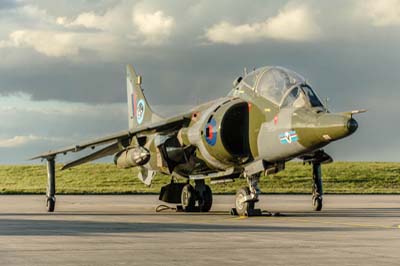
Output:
left=46, top=157, right=56, bottom=212
left=312, top=162, right=323, bottom=211
left=234, top=174, right=261, bottom=216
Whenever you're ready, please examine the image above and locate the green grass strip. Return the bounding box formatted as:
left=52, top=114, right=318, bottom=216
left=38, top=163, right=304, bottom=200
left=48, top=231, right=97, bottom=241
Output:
left=0, top=162, right=399, bottom=194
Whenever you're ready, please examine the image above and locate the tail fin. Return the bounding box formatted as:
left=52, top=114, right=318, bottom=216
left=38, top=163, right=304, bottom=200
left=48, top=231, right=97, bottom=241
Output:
left=126, top=64, right=161, bottom=129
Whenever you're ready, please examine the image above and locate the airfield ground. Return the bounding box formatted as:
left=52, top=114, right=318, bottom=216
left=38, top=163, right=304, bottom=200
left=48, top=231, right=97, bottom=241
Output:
left=0, top=195, right=398, bottom=266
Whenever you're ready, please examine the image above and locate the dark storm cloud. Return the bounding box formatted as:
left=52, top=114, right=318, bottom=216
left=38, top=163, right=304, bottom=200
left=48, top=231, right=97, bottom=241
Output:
left=2, top=34, right=399, bottom=107
left=0, top=0, right=18, bottom=10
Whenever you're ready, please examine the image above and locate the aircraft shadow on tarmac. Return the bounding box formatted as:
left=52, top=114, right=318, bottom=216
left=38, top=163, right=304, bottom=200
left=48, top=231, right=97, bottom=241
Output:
left=0, top=218, right=377, bottom=236
left=0, top=207, right=398, bottom=218
left=279, top=208, right=400, bottom=218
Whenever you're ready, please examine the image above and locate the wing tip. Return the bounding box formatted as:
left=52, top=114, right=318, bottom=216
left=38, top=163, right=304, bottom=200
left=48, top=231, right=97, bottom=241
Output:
left=28, top=153, right=52, bottom=160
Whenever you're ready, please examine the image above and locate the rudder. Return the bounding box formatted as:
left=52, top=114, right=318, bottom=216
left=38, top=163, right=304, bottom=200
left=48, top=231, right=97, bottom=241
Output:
left=126, top=64, right=161, bottom=129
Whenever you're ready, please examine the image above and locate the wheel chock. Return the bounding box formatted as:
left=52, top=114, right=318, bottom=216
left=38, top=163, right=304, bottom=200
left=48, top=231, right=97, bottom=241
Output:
left=230, top=208, right=282, bottom=217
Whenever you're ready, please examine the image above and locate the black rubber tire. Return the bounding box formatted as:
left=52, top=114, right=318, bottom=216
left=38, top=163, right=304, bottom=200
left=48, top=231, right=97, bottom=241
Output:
left=181, top=184, right=196, bottom=212
left=312, top=196, right=323, bottom=211
left=199, top=185, right=213, bottom=212
left=46, top=197, right=55, bottom=212
left=235, top=187, right=254, bottom=216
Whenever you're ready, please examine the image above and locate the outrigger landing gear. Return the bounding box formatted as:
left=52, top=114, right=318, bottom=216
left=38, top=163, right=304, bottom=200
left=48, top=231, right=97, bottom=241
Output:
left=234, top=174, right=262, bottom=216
left=312, top=162, right=323, bottom=211
left=46, top=157, right=56, bottom=212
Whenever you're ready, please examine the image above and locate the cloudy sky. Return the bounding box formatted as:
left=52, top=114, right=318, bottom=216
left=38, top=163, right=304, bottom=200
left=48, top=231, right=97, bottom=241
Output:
left=0, top=0, right=399, bottom=164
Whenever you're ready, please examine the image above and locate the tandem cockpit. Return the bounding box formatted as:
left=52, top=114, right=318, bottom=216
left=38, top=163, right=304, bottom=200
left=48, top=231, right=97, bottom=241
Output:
left=232, top=66, right=327, bottom=112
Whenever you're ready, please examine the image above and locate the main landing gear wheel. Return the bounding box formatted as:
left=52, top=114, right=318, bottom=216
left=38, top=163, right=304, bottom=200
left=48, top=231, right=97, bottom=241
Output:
left=235, top=187, right=254, bottom=216
left=181, top=184, right=196, bottom=212
left=199, top=185, right=213, bottom=212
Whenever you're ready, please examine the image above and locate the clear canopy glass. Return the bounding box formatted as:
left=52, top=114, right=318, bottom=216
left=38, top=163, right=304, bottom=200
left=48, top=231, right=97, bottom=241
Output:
left=255, top=66, right=305, bottom=105
left=236, top=66, right=325, bottom=109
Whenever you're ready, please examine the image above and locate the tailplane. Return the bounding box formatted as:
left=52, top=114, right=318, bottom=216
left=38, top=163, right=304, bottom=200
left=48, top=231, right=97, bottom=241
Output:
left=126, top=64, right=161, bottom=129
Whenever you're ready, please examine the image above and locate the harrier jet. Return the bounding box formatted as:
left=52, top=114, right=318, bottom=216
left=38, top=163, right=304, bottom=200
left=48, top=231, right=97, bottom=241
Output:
left=32, top=65, right=365, bottom=216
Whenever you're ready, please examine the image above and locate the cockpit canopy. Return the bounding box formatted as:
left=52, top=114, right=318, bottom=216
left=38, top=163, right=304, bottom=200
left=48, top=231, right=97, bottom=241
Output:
left=240, top=66, right=324, bottom=109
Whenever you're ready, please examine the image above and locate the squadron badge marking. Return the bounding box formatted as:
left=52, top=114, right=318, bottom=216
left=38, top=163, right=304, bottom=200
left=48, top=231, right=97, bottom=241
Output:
left=279, top=130, right=298, bottom=144
left=136, top=99, right=145, bottom=124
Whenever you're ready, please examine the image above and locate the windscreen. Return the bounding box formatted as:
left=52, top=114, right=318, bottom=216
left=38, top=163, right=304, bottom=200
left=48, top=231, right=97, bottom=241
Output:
left=301, top=85, right=324, bottom=108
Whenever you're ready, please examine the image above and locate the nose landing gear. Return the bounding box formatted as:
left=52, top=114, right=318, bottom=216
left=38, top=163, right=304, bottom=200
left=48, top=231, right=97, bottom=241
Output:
left=235, top=187, right=255, bottom=216
left=234, top=174, right=262, bottom=216
left=312, top=162, right=323, bottom=211
left=301, top=150, right=331, bottom=212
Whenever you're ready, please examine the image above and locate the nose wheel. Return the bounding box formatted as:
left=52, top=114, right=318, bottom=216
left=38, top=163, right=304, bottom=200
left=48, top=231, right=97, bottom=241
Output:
left=233, top=174, right=261, bottom=216
left=312, top=162, right=323, bottom=211
left=46, top=196, right=56, bottom=212
left=312, top=195, right=323, bottom=211
left=235, top=187, right=255, bottom=216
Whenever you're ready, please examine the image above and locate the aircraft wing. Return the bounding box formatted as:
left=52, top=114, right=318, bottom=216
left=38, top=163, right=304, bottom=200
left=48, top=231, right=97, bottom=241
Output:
left=30, top=113, right=192, bottom=161
left=30, top=130, right=131, bottom=160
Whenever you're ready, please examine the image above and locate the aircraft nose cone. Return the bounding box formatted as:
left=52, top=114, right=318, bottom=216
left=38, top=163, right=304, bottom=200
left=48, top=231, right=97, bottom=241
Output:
left=347, top=118, right=358, bottom=134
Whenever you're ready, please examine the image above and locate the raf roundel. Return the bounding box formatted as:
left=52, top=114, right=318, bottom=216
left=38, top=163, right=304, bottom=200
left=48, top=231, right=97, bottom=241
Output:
left=204, top=118, right=217, bottom=146
left=136, top=99, right=145, bottom=125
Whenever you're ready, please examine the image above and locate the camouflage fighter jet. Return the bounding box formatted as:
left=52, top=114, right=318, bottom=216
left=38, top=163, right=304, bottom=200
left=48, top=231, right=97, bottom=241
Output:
left=32, top=65, right=365, bottom=216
